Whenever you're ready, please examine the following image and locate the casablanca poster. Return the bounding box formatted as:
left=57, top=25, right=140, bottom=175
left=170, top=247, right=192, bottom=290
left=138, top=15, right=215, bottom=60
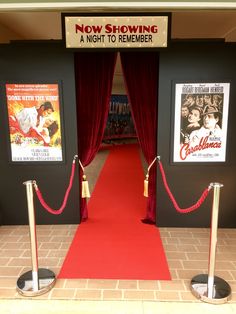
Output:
left=6, top=83, right=63, bottom=162
left=173, top=82, right=230, bottom=162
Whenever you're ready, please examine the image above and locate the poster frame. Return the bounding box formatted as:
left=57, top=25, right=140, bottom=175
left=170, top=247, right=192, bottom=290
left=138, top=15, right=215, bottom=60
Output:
left=170, top=80, right=231, bottom=165
left=3, top=80, right=66, bottom=165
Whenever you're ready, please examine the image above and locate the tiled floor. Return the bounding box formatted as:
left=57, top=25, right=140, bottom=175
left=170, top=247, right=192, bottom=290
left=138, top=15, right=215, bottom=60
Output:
left=0, top=224, right=235, bottom=312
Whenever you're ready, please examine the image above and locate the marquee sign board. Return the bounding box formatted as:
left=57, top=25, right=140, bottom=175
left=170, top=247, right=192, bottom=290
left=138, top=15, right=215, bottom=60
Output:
left=63, top=15, right=169, bottom=49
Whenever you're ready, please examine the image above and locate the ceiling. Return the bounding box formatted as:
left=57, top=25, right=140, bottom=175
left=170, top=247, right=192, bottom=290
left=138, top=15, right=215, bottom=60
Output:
left=1, top=11, right=236, bottom=43
left=0, top=10, right=236, bottom=92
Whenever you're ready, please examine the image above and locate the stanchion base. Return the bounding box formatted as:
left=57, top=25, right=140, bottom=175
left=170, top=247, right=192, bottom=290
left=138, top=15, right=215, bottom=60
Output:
left=16, top=268, right=56, bottom=297
left=190, top=274, right=231, bottom=304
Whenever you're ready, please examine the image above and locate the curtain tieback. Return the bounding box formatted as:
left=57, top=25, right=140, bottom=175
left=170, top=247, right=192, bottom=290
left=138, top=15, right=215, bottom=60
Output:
left=144, top=156, right=160, bottom=197
left=79, top=160, right=91, bottom=198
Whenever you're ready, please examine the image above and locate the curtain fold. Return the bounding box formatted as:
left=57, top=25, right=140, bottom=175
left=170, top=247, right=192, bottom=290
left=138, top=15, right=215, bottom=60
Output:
left=74, top=52, right=117, bottom=221
left=120, top=52, right=159, bottom=223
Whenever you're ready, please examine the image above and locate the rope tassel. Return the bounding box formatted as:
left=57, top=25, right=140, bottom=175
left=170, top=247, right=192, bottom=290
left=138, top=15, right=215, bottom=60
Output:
left=79, top=160, right=90, bottom=198
left=144, top=156, right=158, bottom=197
left=144, top=174, right=149, bottom=197
left=82, top=174, right=90, bottom=198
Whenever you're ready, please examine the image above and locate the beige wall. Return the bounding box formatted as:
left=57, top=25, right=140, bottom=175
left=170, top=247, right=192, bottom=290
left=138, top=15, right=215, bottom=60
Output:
left=0, top=23, right=22, bottom=43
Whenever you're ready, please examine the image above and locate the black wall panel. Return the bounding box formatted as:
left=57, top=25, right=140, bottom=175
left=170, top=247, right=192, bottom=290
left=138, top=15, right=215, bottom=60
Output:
left=0, top=40, right=235, bottom=228
left=0, top=41, right=80, bottom=225
left=157, top=41, right=236, bottom=227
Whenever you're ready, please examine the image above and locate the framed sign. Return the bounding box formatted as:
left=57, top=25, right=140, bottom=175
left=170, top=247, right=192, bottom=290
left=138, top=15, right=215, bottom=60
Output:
left=173, top=82, right=230, bottom=163
left=62, top=13, right=170, bottom=49
left=6, top=83, right=63, bottom=162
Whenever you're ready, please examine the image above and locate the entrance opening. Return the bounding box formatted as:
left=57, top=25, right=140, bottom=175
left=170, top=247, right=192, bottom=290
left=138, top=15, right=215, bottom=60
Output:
left=87, top=53, right=140, bottom=197
left=75, top=51, right=158, bottom=224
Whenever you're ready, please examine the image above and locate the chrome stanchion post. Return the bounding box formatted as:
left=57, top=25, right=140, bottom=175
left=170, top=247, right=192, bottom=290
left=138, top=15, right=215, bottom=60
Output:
left=16, top=180, right=56, bottom=297
left=190, top=182, right=231, bottom=304
left=25, top=180, right=39, bottom=291
left=207, top=182, right=221, bottom=299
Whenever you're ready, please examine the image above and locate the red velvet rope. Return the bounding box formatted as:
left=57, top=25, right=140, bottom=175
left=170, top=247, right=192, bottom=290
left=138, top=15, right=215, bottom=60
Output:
left=34, top=160, right=76, bottom=215
left=158, top=160, right=210, bottom=214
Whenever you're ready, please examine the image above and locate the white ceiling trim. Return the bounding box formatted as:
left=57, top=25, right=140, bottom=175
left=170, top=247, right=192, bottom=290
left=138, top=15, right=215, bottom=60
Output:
left=1, top=2, right=236, bottom=11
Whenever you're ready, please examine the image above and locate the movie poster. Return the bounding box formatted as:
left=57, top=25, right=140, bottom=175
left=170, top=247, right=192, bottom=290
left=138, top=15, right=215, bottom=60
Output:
left=103, top=95, right=136, bottom=140
left=173, top=82, right=230, bottom=162
left=6, top=84, right=63, bottom=162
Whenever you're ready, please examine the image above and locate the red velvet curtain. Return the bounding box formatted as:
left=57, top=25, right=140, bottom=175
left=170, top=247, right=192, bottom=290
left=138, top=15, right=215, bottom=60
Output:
left=74, top=52, right=117, bottom=221
left=120, top=52, right=158, bottom=224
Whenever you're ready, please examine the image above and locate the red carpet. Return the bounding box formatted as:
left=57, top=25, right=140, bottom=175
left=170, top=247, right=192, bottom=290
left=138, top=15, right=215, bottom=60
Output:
left=59, top=143, right=171, bottom=280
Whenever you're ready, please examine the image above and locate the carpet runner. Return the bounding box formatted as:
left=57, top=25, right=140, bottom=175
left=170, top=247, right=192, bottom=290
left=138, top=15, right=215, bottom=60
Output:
left=59, top=143, right=171, bottom=280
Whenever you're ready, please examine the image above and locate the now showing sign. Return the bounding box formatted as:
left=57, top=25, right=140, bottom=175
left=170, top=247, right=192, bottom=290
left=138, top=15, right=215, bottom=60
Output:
left=64, top=15, right=169, bottom=49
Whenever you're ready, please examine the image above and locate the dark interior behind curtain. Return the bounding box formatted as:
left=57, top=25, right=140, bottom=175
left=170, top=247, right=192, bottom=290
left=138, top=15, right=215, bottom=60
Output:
left=74, top=52, right=117, bottom=221
left=120, top=52, right=158, bottom=223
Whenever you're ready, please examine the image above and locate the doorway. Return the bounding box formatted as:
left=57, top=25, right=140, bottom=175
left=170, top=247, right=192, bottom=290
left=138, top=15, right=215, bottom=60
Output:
left=75, top=51, right=159, bottom=224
